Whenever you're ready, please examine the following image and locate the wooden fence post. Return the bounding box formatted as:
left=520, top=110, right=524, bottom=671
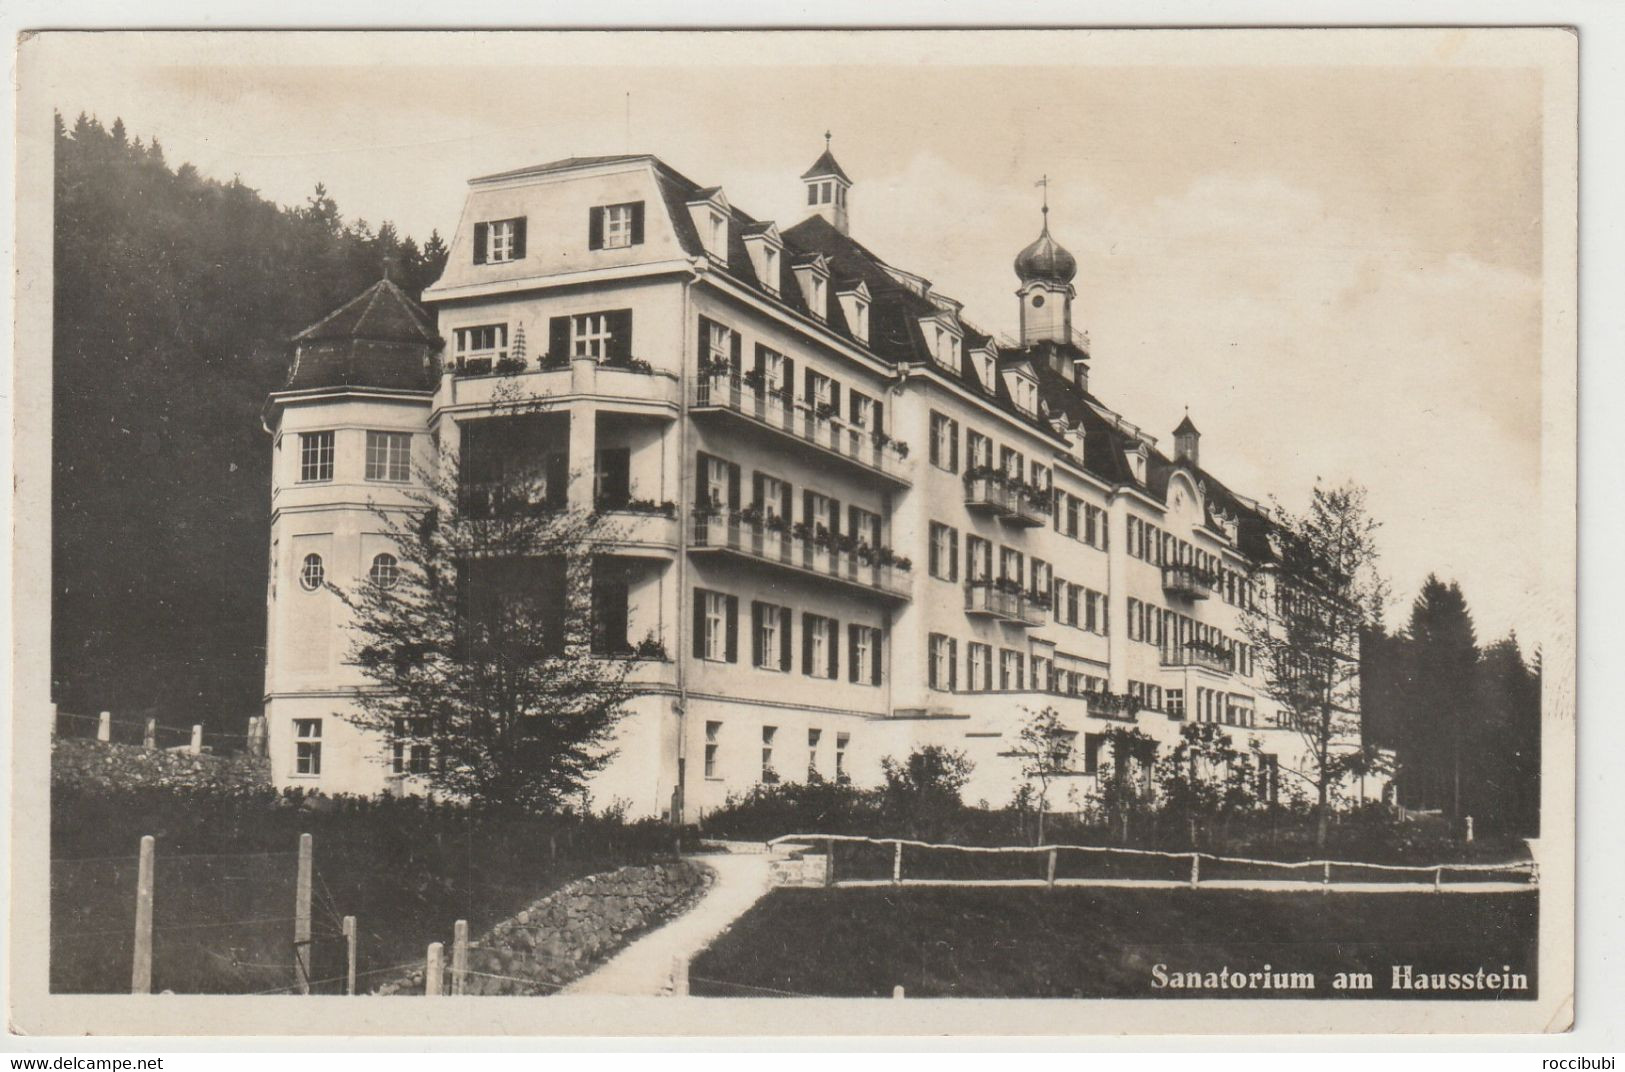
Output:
left=451, top=919, right=469, bottom=996
left=341, top=916, right=357, bottom=994
left=1189, top=854, right=1200, bottom=889
left=143, top=718, right=157, bottom=750
left=97, top=711, right=111, bottom=743
left=190, top=724, right=203, bottom=754
left=51, top=703, right=59, bottom=737
left=892, top=985, right=905, bottom=999
left=295, top=833, right=313, bottom=994
left=1465, top=816, right=1474, bottom=843
left=131, top=835, right=155, bottom=994
left=670, top=955, right=689, bottom=996
left=823, top=839, right=835, bottom=888
left=892, top=841, right=903, bottom=886
left=425, top=942, right=443, bottom=996
left=1046, top=848, right=1057, bottom=888
left=1433, top=867, right=1442, bottom=893
left=1321, top=860, right=1331, bottom=893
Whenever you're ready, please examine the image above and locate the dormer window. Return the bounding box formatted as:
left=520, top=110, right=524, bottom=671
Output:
left=971, top=348, right=996, bottom=391
left=741, top=224, right=783, bottom=295
left=792, top=256, right=831, bottom=320
left=836, top=282, right=872, bottom=344
left=1128, top=444, right=1149, bottom=484
left=927, top=321, right=961, bottom=373
left=811, top=275, right=825, bottom=314
left=1005, top=371, right=1039, bottom=414
left=763, top=247, right=778, bottom=288
left=710, top=213, right=727, bottom=253
left=687, top=190, right=732, bottom=260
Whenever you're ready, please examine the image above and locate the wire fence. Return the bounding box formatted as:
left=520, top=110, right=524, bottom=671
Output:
left=51, top=708, right=264, bottom=756
left=767, top=834, right=1539, bottom=891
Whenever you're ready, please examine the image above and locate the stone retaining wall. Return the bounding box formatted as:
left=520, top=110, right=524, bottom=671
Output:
left=51, top=737, right=270, bottom=791
left=376, top=859, right=712, bottom=995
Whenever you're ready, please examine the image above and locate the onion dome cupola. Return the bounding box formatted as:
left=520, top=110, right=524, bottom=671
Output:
left=801, top=131, right=853, bottom=235
left=1014, top=177, right=1079, bottom=347
left=284, top=277, right=442, bottom=392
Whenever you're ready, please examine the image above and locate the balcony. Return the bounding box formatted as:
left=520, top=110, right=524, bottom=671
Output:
left=689, top=373, right=911, bottom=487
left=1161, top=642, right=1234, bottom=676
left=592, top=502, right=681, bottom=553
left=963, top=474, right=1017, bottom=516
left=963, top=580, right=1041, bottom=627
left=444, top=356, right=681, bottom=414
left=1082, top=690, right=1143, bottom=722
left=1004, top=488, right=1050, bottom=528
left=1162, top=563, right=1216, bottom=601
left=689, top=512, right=912, bottom=602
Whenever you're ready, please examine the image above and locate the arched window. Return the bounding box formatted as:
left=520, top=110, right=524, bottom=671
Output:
left=369, top=553, right=400, bottom=589
left=299, top=554, right=325, bottom=591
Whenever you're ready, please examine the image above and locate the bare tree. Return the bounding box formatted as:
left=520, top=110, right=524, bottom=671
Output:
left=1242, top=481, right=1386, bottom=847
left=333, top=434, right=635, bottom=812
left=1014, top=706, right=1077, bottom=845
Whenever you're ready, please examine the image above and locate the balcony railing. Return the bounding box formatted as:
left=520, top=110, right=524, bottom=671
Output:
left=690, top=512, right=911, bottom=601
left=1082, top=690, right=1142, bottom=722
left=963, top=580, right=1041, bottom=627
left=1162, top=563, right=1216, bottom=600
left=1005, top=488, right=1050, bottom=528
left=963, top=474, right=1017, bottom=516
left=1161, top=643, right=1234, bottom=675
left=690, top=373, right=911, bottom=486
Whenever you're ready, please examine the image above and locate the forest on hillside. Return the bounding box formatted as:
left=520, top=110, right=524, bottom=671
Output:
left=52, top=112, right=447, bottom=728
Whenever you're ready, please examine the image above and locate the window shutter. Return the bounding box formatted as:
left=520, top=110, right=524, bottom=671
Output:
left=751, top=602, right=764, bottom=668
left=753, top=343, right=766, bottom=378
left=779, top=607, right=793, bottom=671
left=473, top=222, right=488, bottom=264
left=727, top=462, right=741, bottom=511
left=729, top=330, right=742, bottom=373
left=928, top=528, right=939, bottom=578
left=781, top=357, right=794, bottom=404
left=802, top=490, right=813, bottom=534
left=950, top=531, right=959, bottom=582
left=752, top=472, right=764, bottom=510
left=874, top=400, right=884, bottom=436
left=694, top=451, right=709, bottom=510
left=828, top=619, right=839, bottom=680
left=829, top=381, right=842, bottom=417
left=629, top=202, right=645, bottom=245
left=948, top=640, right=958, bottom=691
left=693, top=591, right=707, bottom=658
left=697, top=316, right=712, bottom=368
left=848, top=624, right=860, bottom=683
left=588, top=207, right=604, bottom=250
left=929, top=419, right=941, bottom=467
left=829, top=499, right=841, bottom=538
left=871, top=629, right=883, bottom=686
left=607, top=309, right=633, bottom=361
left=802, top=613, right=814, bottom=675
left=950, top=421, right=960, bottom=471
left=511, top=218, right=527, bottom=260
left=781, top=481, right=793, bottom=526
left=724, top=595, right=739, bottom=663
left=548, top=316, right=571, bottom=362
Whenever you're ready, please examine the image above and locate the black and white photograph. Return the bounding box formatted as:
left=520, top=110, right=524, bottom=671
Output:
left=7, top=26, right=1578, bottom=1038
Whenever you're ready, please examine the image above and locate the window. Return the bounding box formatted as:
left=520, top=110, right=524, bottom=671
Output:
left=368, top=553, right=399, bottom=589
left=965, top=535, right=992, bottom=583
left=392, top=718, right=430, bottom=775
left=1000, top=547, right=1025, bottom=586
left=929, top=412, right=959, bottom=472
left=710, top=212, right=728, bottom=257
left=931, top=324, right=959, bottom=371
left=1127, top=598, right=1142, bottom=641
left=761, top=726, right=778, bottom=783
left=753, top=602, right=789, bottom=672
left=848, top=506, right=882, bottom=554
left=928, top=523, right=959, bottom=581
left=968, top=643, right=992, bottom=692
left=299, top=431, right=334, bottom=483
left=704, top=456, right=731, bottom=513
left=807, top=371, right=835, bottom=414
left=835, top=732, right=850, bottom=782
left=696, top=589, right=738, bottom=663
left=849, top=392, right=875, bottom=431
left=571, top=313, right=614, bottom=359
left=1167, top=689, right=1185, bottom=719
left=810, top=275, right=826, bottom=315
left=474, top=217, right=525, bottom=264
left=1001, top=447, right=1024, bottom=485
left=299, top=554, right=325, bottom=591
left=591, top=201, right=644, bottom=250
left=705, top=320, right=737, bottom=371
left=804, top=614, right=838, bottom=680
left=928, top=634, right=957, bottom=691
left=1031, top=559, right=1052, bottom=601
left=365, top=431, right=411, bottom=482
left=999, top=649, right=1025, bottom=691
left=704, top=721, right=721, bottom=778
left=808, top=728, right=822, bottom=780
left=967, top=431, right=992, bottom=470
left=1031, top=655, right=1051, bottom=693
left=294, top=719, right=322, bottom=776
left=454, top=324, right=508, bottom=367
left=850, top=624, right=880, bottom=686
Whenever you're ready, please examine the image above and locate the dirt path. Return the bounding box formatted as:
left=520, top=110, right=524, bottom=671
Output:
left=561, top=850, right=772, bottom=996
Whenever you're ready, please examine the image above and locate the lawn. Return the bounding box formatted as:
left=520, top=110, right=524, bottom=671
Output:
left=689, top=887, right=1538, bottom=999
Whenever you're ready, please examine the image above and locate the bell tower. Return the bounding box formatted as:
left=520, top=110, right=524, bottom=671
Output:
left=1013, top=177, right=1078, bottom=346
left=800, top=132, right=852, bottom=235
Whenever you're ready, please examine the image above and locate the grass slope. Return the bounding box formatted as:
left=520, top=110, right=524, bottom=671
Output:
left=690, top=887, right=1537, bottom=999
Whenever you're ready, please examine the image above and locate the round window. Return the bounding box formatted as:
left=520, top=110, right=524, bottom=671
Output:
left=300, top=553, right=325, bottom=591
left=369, top=552, right=400, bottom=589
left=1031, top=294, right=1045, bottom=308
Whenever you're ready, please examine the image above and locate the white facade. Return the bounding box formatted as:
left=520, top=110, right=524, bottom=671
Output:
left=262, top=151, right=1369, bottom=818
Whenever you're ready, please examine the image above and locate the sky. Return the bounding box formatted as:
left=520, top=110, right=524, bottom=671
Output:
left=33, top=31, right=1551, bottom=646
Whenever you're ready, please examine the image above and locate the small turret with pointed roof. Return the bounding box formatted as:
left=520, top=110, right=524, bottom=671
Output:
left=284, top=276, right=441, bottom=392
left=801, top=131, right=852, bottom=235
left=1174, top=410, right=1201, bottom=468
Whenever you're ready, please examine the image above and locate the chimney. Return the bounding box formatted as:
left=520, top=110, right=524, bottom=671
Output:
left=1073, top=358, right=1089, bottom=394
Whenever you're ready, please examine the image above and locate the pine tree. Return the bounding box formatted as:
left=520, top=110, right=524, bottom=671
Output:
left=1401, top=576, right=1478, bottom=820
